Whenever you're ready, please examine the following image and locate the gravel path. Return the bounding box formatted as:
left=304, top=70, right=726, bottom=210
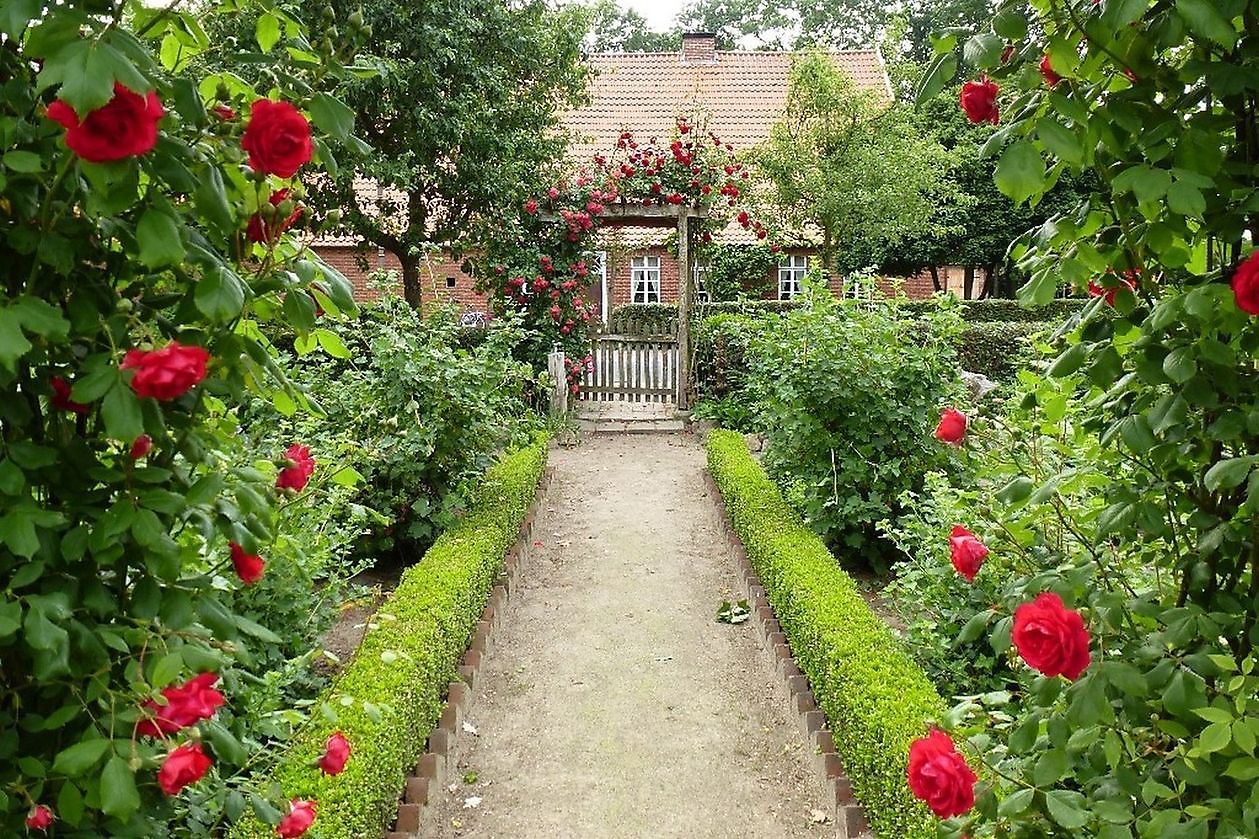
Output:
left=429, top=433, right=829, bottom=838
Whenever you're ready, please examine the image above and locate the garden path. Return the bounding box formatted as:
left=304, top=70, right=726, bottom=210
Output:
left=429, top=432, right=829, bottom=838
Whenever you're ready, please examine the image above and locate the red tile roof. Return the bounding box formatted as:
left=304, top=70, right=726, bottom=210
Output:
left=565, top=49, right=891, bottom=163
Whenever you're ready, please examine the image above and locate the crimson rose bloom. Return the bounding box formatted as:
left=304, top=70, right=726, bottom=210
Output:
left=230, top=542, right=265, bottom=585
left=158, top=742, right=212, bottom=796
left=247, top=189, right=304, bottom=244
left=934, top=408, right=967, bottom=445
left=276, top=444, right=315, bottom=491
left=25, top=804, right=54, bottom=831
left=318, top=731, right=351, bottom=775
left=1039, top=54, right=1063, bottom=87
left=276, top=799, right=317, bottom=838
left=1012, top=592, right=1092, bottom=680
left=1088, top=270, right=1138, bottom=306
left=137, top=672, right=226, bottom=737
left=948, top=525, right=988, bottom=582
left=122, top=342, right=209, bottom=401
left=1231, top=251, right=1259, bottom=315
left=130, top=434, right=153, bottom=459
left=46, top=83, right=164, bottom=162
left=907, top=728, right=977, bottom=818
left=241, top=99, right=312, bottom=178
left=50, top=376, right=88, bottom=415
left=524, top=199, right=538, bottom=214
left=959, top=77, right=999, bottom=125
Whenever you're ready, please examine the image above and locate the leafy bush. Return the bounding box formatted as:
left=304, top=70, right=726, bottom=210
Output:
left=702, top=243, right=779, bottom=301
left=605, top=303, right=677, bottom=336
left=745, top=296, right=962, bottom=565
left=245, top=297, right=538, bottom=562
left=706, top=430, right=942, bottom=839
left=900, top=297, right=1086, bottom=323
left=232, top=434, right=549, bottom=839
left=956, top=320, right=1045, bottom=381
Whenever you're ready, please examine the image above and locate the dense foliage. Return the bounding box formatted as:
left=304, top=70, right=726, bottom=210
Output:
left=0, top=0, right=387, bottom=834
left=892, top=0, right=1259, bottom=836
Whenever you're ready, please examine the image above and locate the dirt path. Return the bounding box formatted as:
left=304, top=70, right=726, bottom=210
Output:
left=429, top=433, right=829, bottom=838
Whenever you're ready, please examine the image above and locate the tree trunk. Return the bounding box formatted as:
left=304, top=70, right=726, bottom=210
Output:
left=401, top=257, right=423, bottom=309
left=963, top=265, right=976, bottom=300
left=929, top=265, right=942, bottom=294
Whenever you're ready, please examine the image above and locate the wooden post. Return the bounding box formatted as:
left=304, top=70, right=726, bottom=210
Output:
left=547, top=348, right=568, bottom=417
left=676, top=210, right=691, bottom=411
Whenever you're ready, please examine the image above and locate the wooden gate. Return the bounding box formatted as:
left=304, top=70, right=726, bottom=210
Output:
left=579, top=335, right=678, bottom=404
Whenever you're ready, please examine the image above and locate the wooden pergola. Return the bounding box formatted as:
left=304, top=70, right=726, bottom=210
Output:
left=584, top=202, right=709, bottom=410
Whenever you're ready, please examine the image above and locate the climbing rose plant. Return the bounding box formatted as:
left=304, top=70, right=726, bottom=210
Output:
left=0, top=1, right=366, bottom=834
left=908, top=0, right=1259, bottom=836
left=478, top=116, right=779, bottom=392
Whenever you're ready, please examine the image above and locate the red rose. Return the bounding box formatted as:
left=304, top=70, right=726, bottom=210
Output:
left=137, top=672, right=226, bottom=737
left=1039, top=54, right=1062, bottom=87
left=230, top=542, right=265, bottom=585
left=247, top=189, right=304, bottom=244
left=934, top=408, right=967, bottom=445
left=50, top=376, right=88, bottom=415
left=1231, top=252, right=1259, bottom=315
left=948, top=525, right=988, bottom=582
left=547, top=187, right=559, bottom=200
left=276, top=799, right=317, bottom=838
left=25, top=805, right=54, bottom=831
left=959, top=77, right=999, bottom=125
left=1012, top=592, right=1092, bottom=680
left=276, top=444, right=315, bottom=492
left=524, top=199, right=538, bottom=214
left=46, top=83, right=164, bottom=163
left=240, top=99, right=312, bottom=178
left=212, top=104, right=236, bottom=121
left=158, top=742, right=212, bottom=796
left=121, top=342, right=209, bottom=401
left=1088, top=270, right=1138, bottom=306
left=907, top=728, right=977, bottom=818
left=318, top=731, right=351, bottom=775
left=130, top=434, right=153, bottom=460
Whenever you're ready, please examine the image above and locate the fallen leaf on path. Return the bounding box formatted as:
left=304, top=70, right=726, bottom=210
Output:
left=463, top=796, right=482, bottom=809
left=462, top=721, right=479, bottom=735
left=809, top=809, right=830, bottom=823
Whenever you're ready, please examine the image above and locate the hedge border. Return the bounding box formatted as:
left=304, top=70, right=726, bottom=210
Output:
left=705, top=430, right=944, bottom=839
left=231, top=434, right=550, bottom=839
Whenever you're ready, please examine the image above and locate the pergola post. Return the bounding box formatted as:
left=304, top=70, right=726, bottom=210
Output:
left=676, top=210, right=691, bottom=411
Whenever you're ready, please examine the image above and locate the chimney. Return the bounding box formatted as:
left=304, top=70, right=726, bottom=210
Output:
left=681, top=32, right=717, bottom=64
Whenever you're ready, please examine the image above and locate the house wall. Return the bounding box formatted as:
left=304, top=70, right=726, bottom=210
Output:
left=317, top=243, right=941, bottom=314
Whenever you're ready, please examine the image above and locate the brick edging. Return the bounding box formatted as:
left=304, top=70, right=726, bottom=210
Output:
left=386, top=465, right=556, bottom=839
left=702, top=468, right=873, bottom=839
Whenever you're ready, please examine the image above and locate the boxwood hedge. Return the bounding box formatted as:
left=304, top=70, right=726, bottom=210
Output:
left=231, top=433, right=549, bottom=839
left=706, top=429, right=944, bottom=839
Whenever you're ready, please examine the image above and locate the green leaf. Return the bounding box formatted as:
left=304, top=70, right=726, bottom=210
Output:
left=0, top=510, right=39, bottom=558
left=314, top=328, right=351, bottom=359
left=193, top=168, right=234, bottom=233
left=99, top=756, right=140, bottom=819
left=3, top=150, right=43, bottom=172
left=963, top=32, right=1005, bottom=69
left=136, top=208, right=185, bottom=268
left=194, top=267, right=245, bottom=323
left=0, top=308, right=34, bottom=371
left=1167, top=180, right=1206, bottom=216
left=309, top=93, right=355, bottom=142
left=1198, top=721, right=1232, bottom=753
left=1162, top=347, right=1197, bottom=383
left=12, top=297, right=70, bottom=340
left=0, top=599, right=21, bottom=638
left=1225, top=756, right=1259, bottom=780
left=330, top=465, right=364, bottom=487
left=52, top=739, right=110, bottom=776
left=1175, top=0, right=1239, bottom=48
left=1048, top=343, right=1087, bottom=378
left=1033, top=748, right=1069, bottom=785
left=1037, top=119, right=1083, bottom=166
left=255, top=13, right=281, bottom=52
left=999, top=787, right=1035, bottom=817
left=915, top=52, right=957, bottom=105
left=101, top=382, right=144, bottom=441
left=56, top=780, right=84, bottom=826
left=996, top=476, right=1034, bottom=505
left=1045, top=789, right=1090, bottom=829
left=149, top=650, right=183, bottom=688
left=995, top=141, right=1045, bottom=205
left=1205, top=457, right=1252, bottom=493
left=0, top=0, right=40, bottom=36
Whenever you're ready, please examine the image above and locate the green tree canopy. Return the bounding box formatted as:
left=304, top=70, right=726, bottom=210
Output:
left=578, top=0, right=681, bottom=52
left=751, top=51, right=955, bottom=276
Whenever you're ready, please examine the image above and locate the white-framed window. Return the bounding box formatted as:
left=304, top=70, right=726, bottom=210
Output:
left=694, top=261, right=710, bottom=303
left=778, top=255, right=808, bottom=300
left=632, top=255, right=661, bottom=304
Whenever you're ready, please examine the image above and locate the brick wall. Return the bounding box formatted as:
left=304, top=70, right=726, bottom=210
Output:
left=315, top=246, right=489, bottom=311
left=604, top=247, right=681, bottom=309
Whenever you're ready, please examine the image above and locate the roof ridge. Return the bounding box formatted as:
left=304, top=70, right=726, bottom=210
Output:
left=585, top=47, right=879, bottom=58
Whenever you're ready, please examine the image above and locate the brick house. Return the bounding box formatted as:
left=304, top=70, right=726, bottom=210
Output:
left=314, top=33, right=939, bottom=315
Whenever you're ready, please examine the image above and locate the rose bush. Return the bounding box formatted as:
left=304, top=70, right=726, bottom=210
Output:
left=901, top=1, right=1259, bottom=832
left=0, top=1, right=373, bottom=834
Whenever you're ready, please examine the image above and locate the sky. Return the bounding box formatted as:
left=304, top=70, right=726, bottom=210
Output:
left=619, top=0, right=687, bottom=30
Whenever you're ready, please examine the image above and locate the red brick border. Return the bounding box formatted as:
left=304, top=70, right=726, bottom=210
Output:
left=702, top=468, right=874, bottom=839
left=385, top=465, right=555, bottom=839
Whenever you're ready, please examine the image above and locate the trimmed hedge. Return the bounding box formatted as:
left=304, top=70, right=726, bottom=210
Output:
left=232, top=434, right=549, bottom=839
left=957, top=320, right=1048, bottom=381
left=706, top=430, right=944, bottom=839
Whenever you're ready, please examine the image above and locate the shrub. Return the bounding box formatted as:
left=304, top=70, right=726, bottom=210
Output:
left=232, top=434, right=549, bottom=839
left=706, top=430, right=943, bottom=839
left=702, top=243, right=779, bottom=301
left=605, top=303, right=677, bottom=336
left=955, top=320, right=1046, bottom=381
left=745, top=297, right=962, bottom=566
left=900, top=297, right=1086, bottom=323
